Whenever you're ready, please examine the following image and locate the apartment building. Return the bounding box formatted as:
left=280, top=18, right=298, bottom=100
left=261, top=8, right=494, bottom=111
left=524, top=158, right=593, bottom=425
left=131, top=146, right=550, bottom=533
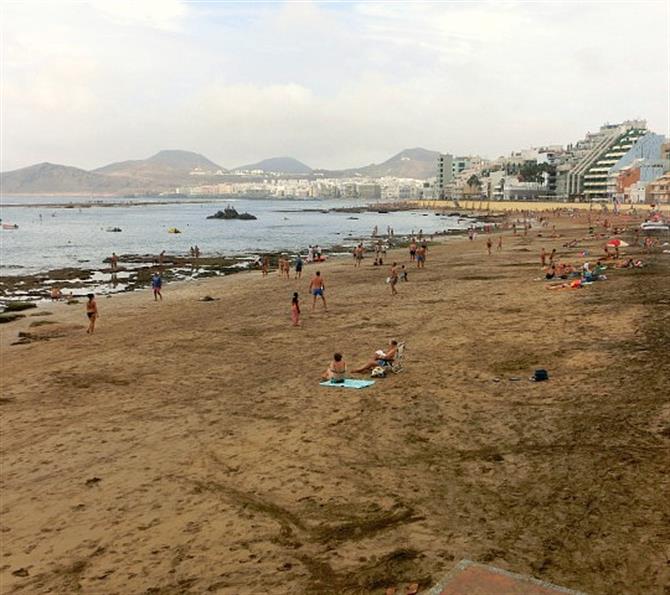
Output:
left=646, top=172, right=670, bottom=204
left=559, top=120, right=647, bottom=199
left=436, top=154, right=454, bottom=198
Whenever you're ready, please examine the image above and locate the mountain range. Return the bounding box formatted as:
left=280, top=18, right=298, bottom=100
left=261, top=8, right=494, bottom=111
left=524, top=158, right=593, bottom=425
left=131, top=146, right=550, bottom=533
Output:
left=0, top=147, right=440, bottom=194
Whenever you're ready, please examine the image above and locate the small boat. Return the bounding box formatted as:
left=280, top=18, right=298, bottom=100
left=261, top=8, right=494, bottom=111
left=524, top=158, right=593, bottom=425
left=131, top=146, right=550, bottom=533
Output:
left=2, top=223, right=19, bottom=230
left=106, top=226, right=122, bottom=232
left=168, top=227, right=182, bottom=234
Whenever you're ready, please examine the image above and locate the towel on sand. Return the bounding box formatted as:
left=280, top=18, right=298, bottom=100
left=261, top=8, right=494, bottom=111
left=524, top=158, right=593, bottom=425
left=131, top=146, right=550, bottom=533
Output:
left=320, top=379, right=375, bottom=389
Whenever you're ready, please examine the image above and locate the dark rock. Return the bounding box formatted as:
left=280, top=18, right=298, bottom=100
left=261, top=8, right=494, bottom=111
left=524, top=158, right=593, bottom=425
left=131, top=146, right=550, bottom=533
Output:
left=0, top=313, right=25, bottom=324
left=207, top=206, right=257, bottom=220
left=3, top=302, right=37, bottom=312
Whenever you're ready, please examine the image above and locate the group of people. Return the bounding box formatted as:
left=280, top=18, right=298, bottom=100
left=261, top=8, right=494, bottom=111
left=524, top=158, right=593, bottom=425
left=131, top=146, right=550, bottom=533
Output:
left=321, top=339, right=399, bottom=381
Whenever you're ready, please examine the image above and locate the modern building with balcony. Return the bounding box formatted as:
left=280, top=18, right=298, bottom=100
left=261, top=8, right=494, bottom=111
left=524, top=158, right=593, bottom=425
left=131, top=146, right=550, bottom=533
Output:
left=583, top=127, right=654, bottom=199
left=560, top=120, right=647, bottom=199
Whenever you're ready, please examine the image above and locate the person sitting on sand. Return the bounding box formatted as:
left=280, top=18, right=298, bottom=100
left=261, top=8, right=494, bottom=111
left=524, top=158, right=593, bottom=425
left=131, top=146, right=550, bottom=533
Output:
left=322, top=352, right=346, bottom=382
left=86, top=293, right=98, bottom=334
left=352, top=340, right=398, bottom=373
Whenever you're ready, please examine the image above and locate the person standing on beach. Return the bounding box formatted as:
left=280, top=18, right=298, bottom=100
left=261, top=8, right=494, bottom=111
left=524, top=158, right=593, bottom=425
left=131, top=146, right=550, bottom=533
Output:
left=416, top=245, right=426, bottom=268
left=110, top=252, right=119, bottom=271
left=262, top=255, right=269, bottom=277
left=497, top=236, right=503, bottom=251
left=389, top=262, right=399, bottom=295
left=309, top=271, right=327, bottom=311
left=86, top=293, right=98, bottom=334
left=409, top=239, right=417, bottom=261
left=354, top=244, right=364, bottom=267
left=541, top=248, right=547, bottom=267
left=294, top=255, right=303, bottom=279
left=486, top=237, right=493, bottom=256
left=291, top=292, right=301, bottom=327
left=151, top=272, right=163, bottom=301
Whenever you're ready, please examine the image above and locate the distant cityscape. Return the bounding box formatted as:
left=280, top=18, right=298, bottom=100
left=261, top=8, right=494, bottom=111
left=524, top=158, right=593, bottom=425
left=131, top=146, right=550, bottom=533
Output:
left=177, top=119, right=670, bottom=204
left=2, top=119, right=669, bottom=204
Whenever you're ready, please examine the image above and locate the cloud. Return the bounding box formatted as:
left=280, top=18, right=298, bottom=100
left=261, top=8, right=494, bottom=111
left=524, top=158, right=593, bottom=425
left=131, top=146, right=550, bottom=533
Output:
left=91, top=0, right=189, bottom=32
left=1, top=0, right=667, bottom=172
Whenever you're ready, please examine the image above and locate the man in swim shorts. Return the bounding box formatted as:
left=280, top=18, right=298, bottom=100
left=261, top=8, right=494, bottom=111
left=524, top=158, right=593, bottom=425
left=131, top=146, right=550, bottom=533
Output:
left=294, top=255, right=303, bottom=279
left=309, top=271, right=327, bottom=311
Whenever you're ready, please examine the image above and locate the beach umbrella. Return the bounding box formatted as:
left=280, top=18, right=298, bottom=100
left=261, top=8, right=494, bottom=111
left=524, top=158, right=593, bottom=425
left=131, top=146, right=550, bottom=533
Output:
left=606, top=239, right=629, bottom=247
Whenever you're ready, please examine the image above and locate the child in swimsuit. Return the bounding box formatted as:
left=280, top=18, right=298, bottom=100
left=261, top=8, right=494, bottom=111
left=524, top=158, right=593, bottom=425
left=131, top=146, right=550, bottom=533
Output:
left=291, top=292, right=301, bottom=326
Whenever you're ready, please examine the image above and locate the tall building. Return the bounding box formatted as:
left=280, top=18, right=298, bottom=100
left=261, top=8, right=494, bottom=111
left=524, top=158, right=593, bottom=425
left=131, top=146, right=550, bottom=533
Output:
left=561, top=120, right=647, bottom=199
left=583, top=127, right=650, bottom=199
left=436, top=154, right=453, bottom=199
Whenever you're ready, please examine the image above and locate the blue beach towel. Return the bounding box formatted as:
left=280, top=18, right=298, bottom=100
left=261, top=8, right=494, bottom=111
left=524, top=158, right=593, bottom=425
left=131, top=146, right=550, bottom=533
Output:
left=320, top=379, right=375, bottom=389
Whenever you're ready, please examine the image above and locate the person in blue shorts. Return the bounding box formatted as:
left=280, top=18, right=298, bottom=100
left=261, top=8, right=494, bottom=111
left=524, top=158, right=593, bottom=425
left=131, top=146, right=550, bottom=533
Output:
left=294, top=255, right=303, bottom=279
left=309, top=271, right=327, bottom=311
left=151, top=272, right=163, bottom=301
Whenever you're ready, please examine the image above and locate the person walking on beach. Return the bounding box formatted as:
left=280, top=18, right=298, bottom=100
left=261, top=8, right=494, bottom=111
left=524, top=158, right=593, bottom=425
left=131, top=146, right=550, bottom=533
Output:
left=549, top=248, right=557, bottom=265
left=416, top=245, right=426, bottom=268
left=86, top=293, right=98, bottom=334
left=389, top=262, right=399, bottom=295
left=261, top=255, right=269, bottom=277
left=497, top=236, right=503, bottom=251
left=309, top=271, right=327, bottom=311
left=486, top=237, right=493, bottom=256
left=291, top=292, right=301, bottom=327
left=110, top=252, right=119, bottom=271
left=151, top=272, right=163, bottom=301
left=294, top=255, right=303, bottom=279
left=541, top=248, right=547, bottom=267
left=354, top=244, right=364, bottom=267
left=409, top=239, right=417, bottom=261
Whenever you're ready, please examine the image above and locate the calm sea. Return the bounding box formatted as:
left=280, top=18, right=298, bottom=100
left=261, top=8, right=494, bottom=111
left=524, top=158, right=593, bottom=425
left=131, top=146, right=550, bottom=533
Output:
left=0, top=196, right=471, bottom=275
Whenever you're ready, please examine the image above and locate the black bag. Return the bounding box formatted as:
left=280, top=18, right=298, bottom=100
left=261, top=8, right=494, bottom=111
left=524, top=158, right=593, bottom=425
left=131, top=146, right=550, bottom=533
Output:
left=533, top=369, right=549, bottom=382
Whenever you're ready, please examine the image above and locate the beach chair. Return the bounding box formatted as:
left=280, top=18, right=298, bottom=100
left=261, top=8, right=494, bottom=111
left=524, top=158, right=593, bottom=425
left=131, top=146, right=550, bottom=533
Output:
left=385, top=342, right=406, bottom=374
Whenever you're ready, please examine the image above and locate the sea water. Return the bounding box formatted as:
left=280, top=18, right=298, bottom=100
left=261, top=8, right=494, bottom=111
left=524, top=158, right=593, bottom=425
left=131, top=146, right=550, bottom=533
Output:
left=0, top=196, right=471, bottom=275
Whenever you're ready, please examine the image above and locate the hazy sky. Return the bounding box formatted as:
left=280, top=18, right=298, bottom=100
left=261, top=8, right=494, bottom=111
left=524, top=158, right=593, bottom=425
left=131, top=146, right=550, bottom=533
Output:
left=1, top=0, right=668, bottom=172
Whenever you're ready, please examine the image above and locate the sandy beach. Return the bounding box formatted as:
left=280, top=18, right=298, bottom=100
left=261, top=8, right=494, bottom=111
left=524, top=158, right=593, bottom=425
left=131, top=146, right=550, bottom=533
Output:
left=1, top=213, right=669, bottom=594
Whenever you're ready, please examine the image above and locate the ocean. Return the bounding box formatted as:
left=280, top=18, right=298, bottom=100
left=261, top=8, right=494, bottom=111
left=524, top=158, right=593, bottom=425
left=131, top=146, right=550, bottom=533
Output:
left=0, top=196, right=472, bottom=276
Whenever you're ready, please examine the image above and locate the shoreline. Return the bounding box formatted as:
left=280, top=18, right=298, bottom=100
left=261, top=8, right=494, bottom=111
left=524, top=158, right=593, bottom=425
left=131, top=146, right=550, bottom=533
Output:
left=0, top=210, right=486, bottom=306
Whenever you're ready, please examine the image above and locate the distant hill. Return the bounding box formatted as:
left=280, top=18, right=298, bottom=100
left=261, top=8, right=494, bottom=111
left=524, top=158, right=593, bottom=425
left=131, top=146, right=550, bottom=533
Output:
left=0, top=162, right=136, bottom=194
left=94, top=150, right=225, bottom=182
left=234, top=157, right=312, bottom=174
left=325, top=147, right=440, bottom=179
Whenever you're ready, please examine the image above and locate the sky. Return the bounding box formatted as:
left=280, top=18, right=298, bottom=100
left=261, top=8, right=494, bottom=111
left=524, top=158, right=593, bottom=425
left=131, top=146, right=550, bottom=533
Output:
left=1, top=0, right=668, bottom=172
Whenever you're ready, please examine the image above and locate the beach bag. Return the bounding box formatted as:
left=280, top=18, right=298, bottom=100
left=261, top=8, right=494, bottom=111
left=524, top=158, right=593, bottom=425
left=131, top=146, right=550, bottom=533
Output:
left=532, top=369, right=549, bottom=382
left=371, top=366, right=386, bottom=378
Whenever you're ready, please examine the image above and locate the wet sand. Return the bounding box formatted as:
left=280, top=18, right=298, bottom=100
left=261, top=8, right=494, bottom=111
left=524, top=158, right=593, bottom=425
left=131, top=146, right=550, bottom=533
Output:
left=1, top=213, right=669, bottom=594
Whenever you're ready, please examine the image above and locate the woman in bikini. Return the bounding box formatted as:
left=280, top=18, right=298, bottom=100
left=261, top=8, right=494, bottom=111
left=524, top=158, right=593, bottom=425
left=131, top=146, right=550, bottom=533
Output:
left=86, top=293, right=98, bottom=334
left=322, top=353, right=346, bottom=382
